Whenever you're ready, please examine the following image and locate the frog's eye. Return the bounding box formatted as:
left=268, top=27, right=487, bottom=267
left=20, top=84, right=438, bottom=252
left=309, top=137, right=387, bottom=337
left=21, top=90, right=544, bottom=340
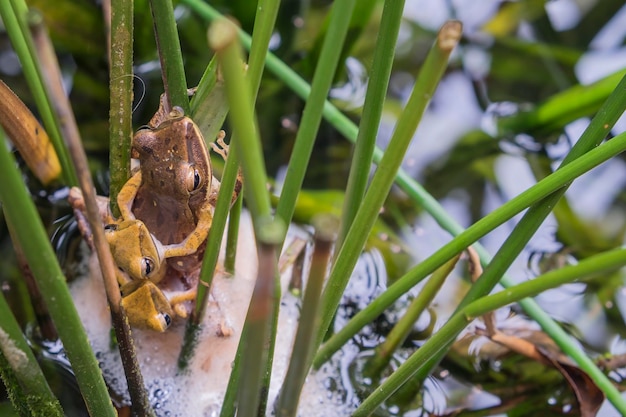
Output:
left=185, top=166, right=202, bottom=193
left=142, top=257, right=156, bottom=278
left=104, top=224, right=118, bottom=231
left=162, top=313, right=172, bottom=328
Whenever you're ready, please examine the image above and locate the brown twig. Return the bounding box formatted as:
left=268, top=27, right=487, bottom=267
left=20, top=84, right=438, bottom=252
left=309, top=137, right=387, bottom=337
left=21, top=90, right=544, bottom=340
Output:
left=30, top=15, right=154, bottom=416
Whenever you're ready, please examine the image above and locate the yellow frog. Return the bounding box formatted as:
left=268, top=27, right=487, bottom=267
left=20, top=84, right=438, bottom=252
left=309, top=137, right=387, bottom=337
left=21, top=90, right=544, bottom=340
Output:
left=69, top=189, right=174, bottom=331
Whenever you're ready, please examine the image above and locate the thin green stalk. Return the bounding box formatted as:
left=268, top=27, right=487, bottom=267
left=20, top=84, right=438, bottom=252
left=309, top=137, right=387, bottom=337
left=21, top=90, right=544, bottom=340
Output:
left=236, top=218, right=284, bottom=417
left=353, top=247, right=626, bottom=415
left=0, top=128, right=116, bottom=417
left=314, top=129, right=626, bottom=367
left=210, top=19, right=272, bottom=221
left=225, top=194, right=242, bottom=274
left=363, top=254, right=460, bottom=379
left=207, top=0, right=282, bottom=409
left=274, top=0, right=357, bottom=236
left=210, top=18, right=277, bottom=415
left=150, top=0, right=190, bottom=113
left=193, top=145, right=242, bottom=320
left=219, top=325, right=245, bottom=417
left=0, top=0, right=77, bottom=185
left=241, top=1, right=283, bottom=410
left=466, top=249, right=626, bottom=317
left=246, top=0, right=281, bottom=102
left=338, top=0, right=405, bottom=250
left=316, top=21, right=462, bottom=351
left=355, top=73, right=626, bottom=415
left=498, top=68, right=626, bottom=135
left=108, top=0, right=134, bottom=215
left=275, top=214, right=337, bottom=417
left=0, top=291, right=63, bottom=416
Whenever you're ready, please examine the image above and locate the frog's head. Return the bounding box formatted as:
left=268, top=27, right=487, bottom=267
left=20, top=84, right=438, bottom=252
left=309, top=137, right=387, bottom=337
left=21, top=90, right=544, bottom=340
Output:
left=132, top=116, right=211, bottom=202
left=104, top=220, right=166, bottom=283
left=120, top=280, right=173, bottom=332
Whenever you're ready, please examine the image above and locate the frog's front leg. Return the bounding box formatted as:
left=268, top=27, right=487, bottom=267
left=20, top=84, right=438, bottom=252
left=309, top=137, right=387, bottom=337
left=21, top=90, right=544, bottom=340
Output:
left=116, top=171, right=142, bottom=221
left=161, top=204, right=213, bottom=258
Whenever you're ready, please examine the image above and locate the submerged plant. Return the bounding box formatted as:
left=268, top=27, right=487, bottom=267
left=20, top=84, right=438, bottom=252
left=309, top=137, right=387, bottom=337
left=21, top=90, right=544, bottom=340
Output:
left=0, top=0, right=625, bottom=416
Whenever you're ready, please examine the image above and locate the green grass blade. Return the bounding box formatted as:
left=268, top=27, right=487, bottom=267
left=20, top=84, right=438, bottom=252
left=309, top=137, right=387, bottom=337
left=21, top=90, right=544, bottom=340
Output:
left=0, top=289, right=63, bottom=416
left=338, top=0, right=405, bottom=250
left=149, top=0, right=190, bottom=113
left=314, top=129, right=626, bottom=366
left=316, top=21, right=462, bottom=351
left=274, top=0, right=357, bottom=235
left=108, top=0, right=134, bottom=215
left=363, top=254, right=459, bottom=379
left=353, top=247, right=626, bottom=415
left=0, top=128, right=116, bottom=417
left=275, top=215, right=336, bottom=416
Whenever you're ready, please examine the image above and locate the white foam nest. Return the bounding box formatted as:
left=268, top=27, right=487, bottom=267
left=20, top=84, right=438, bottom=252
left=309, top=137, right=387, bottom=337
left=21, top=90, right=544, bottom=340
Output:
left=70, top=212, right=353, bottom=416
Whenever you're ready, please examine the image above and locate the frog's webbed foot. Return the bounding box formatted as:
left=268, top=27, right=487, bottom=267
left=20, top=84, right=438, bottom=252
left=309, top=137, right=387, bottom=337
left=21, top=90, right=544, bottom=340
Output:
left=209, top=131, right=229, bottom=159
left=116, top=171, right=141, bottom=221
left=161, top=204, right=212, bottom=258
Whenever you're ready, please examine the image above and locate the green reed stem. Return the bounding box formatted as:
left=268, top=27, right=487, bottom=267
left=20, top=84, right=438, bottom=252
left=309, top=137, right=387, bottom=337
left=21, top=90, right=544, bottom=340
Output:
left=274, top=0, right=357, bottom=237
left=225, top=194, right=242, bottom=274
left=338, top=0, right=405, bottom=250
left=246, top=0, right=281, bottom=102
left=193, top=145, right=242, bottom=321
left=210, top=17, right=278, bottom=416
left=211, top=20, right=271, bottom=221
left=236, top=218, right=284, bottom=417
left=316, top=21, right=462, bottom=352
left=314, top=128, right=626, bottom=366
left=498, top=68, right=626, bottom=135
left=242, top=1, right=283, bottom=410
left=150, top=0, right=190, bottom=113
left=0, top=0, right=77, bottom=186
left=0, top=128, right=116, bottom=417
left=364, top=254, right=459, bottom=380
left=353, top=246, right=626, bottom=415
left=275, top=214, right=337, bottom=417
left=108, top=0, right=134, bottom=215
left=0, top=291, right=63, bottom=416
left=354, top=73, right=626, bottom=415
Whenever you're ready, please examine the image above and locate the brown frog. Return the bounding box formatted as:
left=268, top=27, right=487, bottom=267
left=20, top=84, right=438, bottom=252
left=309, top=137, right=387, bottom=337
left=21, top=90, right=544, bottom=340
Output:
left=110, top=104, right=241, bottom=320
left=71, top=98, right=241, bottom=331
